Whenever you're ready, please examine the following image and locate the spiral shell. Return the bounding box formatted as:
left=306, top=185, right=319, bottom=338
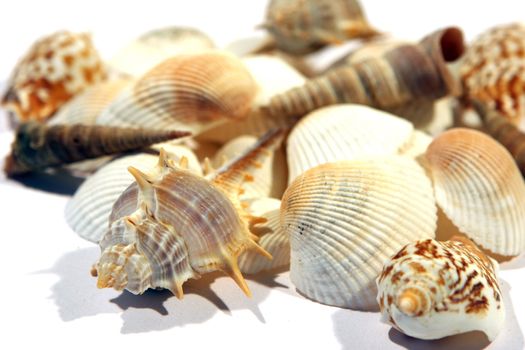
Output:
left=281, top=157, right=437, bottom=310
left=425, top=128, right=525, bottom=256
left=377, top=238, right=505, bottom=341
left=1, top=31, right=107, bottom=122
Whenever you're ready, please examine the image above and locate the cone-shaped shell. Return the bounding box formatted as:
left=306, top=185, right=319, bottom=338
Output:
left=3, top=122, right=190, bottom=176
left=281, top=157, right=437, bottom=310
left=426, top=128, right=525, bottom=256
left=1, top=31, right=107, bottom=122
left=286, top=104, right=414, bottom=182
left=377, top=238, right=505, bottom=341
left=96, top=51, right=257, bottom=135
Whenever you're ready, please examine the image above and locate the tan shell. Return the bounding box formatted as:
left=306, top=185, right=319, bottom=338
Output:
left=377, top=238, right=505, bottom=341
left=281, top=157, right=437, bottom=310
left=425, top=128, right=525, bottom=256
left=1, top=31, right=107, bottom=122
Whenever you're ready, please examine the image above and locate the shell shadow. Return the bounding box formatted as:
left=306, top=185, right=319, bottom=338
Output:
left=6, top=169, right=85, bottom=196
left=40, top=246, right=287, bottom=334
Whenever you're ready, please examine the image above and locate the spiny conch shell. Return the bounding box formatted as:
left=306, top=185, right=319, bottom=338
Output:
left=264, top=27, right=465, bottom=120
left=425, top=128, right=525, bottom=256
left=1, top=31, right=107, bottom=123
left=66, top=146, right=201, bottom=243
left=238, top=197, right=289, bottom=274
left=3, top=122, right=190, bottom=176
left=281, top=157, right=437, bottom=310
left=92, top=129, right=285, bottom=297
left=211, top=135, right=287, bottom=199
left=459, top=23, right=525, bottom=126
left=377, top=237, right=505, bottom=341
left=109, top=26, right=215, bottom=77
left=49, top=78, right=133, bottom=126
left=95, top=51, right=257, bottom=135
left=286, top=104, right=414, bottom=183
left=262, top=0, right=379, bottom=55
left=197, top=54, right=306, bottom=143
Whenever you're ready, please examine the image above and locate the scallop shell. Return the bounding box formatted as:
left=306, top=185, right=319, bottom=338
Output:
left=286, top=104, right=414, bottom=182
left=281, top=157, right=437, bottom=310
left=425, top=128, right=525, bottom=256
left=377, top=238, right=505, bottom=341
left=96, top=51, right=257, bottom=135
left=1, top=31, right=107, bottom=122
left=109, top=26, right=215, bottom=77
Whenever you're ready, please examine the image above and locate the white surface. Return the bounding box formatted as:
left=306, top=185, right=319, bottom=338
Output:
left=1, top=1, right=525, bottom=349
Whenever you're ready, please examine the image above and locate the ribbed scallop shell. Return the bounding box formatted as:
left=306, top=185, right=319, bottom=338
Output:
left=1, top=31, right=107, bottom=122
left=286, top=104, right=414, bottom=182
left=281, top=157, right=437, bottom=310
left=377, top=238, right=505, bottom=341
left=426, top=128, right=525, bottom=256
left=96, top=51, right=257, bottom=135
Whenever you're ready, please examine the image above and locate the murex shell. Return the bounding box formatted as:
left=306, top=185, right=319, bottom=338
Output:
left=2, top=31, right=107, bottom=122
left=426, top=128, right=525, bottom=256
left=281, top=157, right=437, bottom=310
left=377, top=238, right=505, bottom=341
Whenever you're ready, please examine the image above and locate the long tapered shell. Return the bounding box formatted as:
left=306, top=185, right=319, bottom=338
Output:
left=3, top=122, right=190, bottom=176
left=109, top=26, right=215, bottom=77
left=96, top=52, right=257, bottom=135
left=281, top=157, right=437, bottom=310
left=263, top=0, right=378, bottom=55
left=377, top=238, right=505, bottom=341
left=264, top=27, right=464, bottom=119
left=425, top=128, right=525, bottom=256
left=238, top=198, right=289, bottom=274
left=1, top=31, right=107, bottom=122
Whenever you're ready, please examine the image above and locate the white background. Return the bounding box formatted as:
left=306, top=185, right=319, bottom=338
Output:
left=0, top=1, right=525, bottom=349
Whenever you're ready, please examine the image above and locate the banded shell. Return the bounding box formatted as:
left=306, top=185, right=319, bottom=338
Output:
left=1, top=31, right=107, bottom=122
left=265, top=27, right=465, bottom=119
left=96, top=51, right=257, bottom=135
left=92, top=129, right=284, bottom=297
left=425, top=128, right=525, bottom=256
left=109, top=26, right=215, bottom=77
left=460, top=23, right=525, bottom=126
left=3, top=122, right=190, bottom=176
left=286, top=104, right=414, bottom=182
left=281, top=157, right=437, bottom=310
left=263, top=0, right=378, bottom=55
left=238, top=197, right=289, bottom=274
left=377, top=238, right=505, bottom=341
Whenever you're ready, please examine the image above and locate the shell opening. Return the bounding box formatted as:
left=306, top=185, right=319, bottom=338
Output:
left=440, top=27, right=465, bottom=62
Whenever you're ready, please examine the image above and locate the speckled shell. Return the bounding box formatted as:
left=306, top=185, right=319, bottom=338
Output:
left=281, top=157, right=437, bottom=310
left=1, top=31, right=107, bottom=122
left=264, top=0, right=378, bottom=55
left=109, top=26, right=215, bottom=77
left=425, top=128, right=525, bottom=256
left=96, top=51, right=257, bottom=135
left=377, top=238, right=505, bottom=341
left=460, top=23, right=525, bottom=125
left=286, top=104, right=414, bottom=182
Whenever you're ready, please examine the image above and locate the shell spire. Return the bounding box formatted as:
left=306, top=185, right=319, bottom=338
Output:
left=4, top=122, right=191, bottom=176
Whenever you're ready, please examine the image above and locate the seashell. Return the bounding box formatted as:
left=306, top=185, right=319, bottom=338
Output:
left=66, top=146, right=201, bottom=243
left=109, top=26, right=215, bottom=77
left=281, top=157, right=437, bottom=310
left=398, top=130, right=433, bottom=160
left=263, top=0, right=378, bottom=55
left=96, top=51, right=257, bottom=135
left=49, top=78, right=133, bottom=126
left=286, top=104, right=414, bottom=182
left=1, top=31, right=107, bottom=123
left=425, top=128, right=525, bottom=256
left=460, top=23, right=525, bottom=126
left=92, top=129, right=285, bottom=297
left=377, top=238, right=505, bottom=341
left=238, top=197, right=289, bottom=274
left=264, top=27, right=465, bottom=120
left=3, top=122, right=190, bottom=176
